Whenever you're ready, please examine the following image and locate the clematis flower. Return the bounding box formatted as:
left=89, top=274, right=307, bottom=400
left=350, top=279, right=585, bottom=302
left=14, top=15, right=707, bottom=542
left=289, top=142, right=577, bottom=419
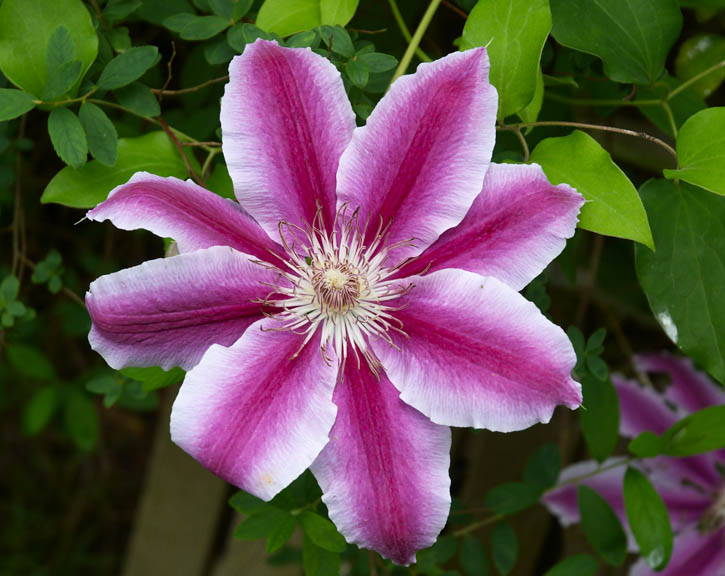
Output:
left=85, top=40, right=584, bottom=564
left=544, top=354, right=725, bottom=575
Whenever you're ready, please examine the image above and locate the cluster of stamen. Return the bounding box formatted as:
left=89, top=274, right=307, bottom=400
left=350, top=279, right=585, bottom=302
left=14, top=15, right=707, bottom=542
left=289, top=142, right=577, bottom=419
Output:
left=254, top=205, right=416, bottom=376
left=702, top=487, right=725, bottom=532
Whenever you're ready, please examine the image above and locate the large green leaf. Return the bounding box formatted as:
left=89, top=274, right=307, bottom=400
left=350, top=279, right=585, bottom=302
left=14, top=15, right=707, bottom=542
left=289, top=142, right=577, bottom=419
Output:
left=0, top=0, right=97, bottom=97
left=42, top=131, right=189, bottom=208
left=550, top=0, right=682, bottom=84
left=320, top=0, right=358, bottom=26
left=578, top=485, right=627, bottom=566
left=0, top=89, right=36, bottom=121
left=623, top=467, right=673, bottom=571
left=663, top=107, right=725, bottom=196
left=257, top=0, right=323, bottom=37
left=530, top=130, right=654, bottom=249
left=635, top=179, right=725, bottom=383
left=460, top=0, right=551, bottom=119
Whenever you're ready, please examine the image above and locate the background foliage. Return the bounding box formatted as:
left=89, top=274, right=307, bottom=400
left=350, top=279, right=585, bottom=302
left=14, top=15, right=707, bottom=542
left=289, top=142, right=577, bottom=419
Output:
left=1, top=0, right=724, bottom=574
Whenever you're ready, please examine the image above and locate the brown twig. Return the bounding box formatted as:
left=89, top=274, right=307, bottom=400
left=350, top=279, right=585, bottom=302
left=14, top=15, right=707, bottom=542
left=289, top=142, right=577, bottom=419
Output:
left=11, top=115, right=27, bottom=280
left=158, top=117, right=204, bottom=186
left=442, top=0, right=468, bottom=18
left=152, top=74, right=229, bottom=96
left=19, top=256, right=85, bottom=308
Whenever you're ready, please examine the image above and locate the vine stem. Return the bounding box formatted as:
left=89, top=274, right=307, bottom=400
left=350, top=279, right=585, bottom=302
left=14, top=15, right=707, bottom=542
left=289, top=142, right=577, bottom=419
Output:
left=391, top=0, right=442, bottom=83
left=667, top=60, right=725, bottom=100
left=152, top=74, right=229, bottom=96
left=387, top=0, right=432, bottom=63
left=498, top=120, right=678, bottom=164
left=19, top=256, right=85, bottom=308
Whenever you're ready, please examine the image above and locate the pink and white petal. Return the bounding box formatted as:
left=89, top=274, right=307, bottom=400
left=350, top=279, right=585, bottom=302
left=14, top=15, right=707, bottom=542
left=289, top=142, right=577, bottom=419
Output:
left=397, top=163, right=583, bottom=290
left=371, top=269, right=581, bottom=431
left=87, top=172, right=282, bottom=260
left=613, top=376, right=681, bottom=438
left=87, top=246, right=274, bottom=371
left=336, top=48, right=497, bottom=263
left=631, top=526, right=725, bottom=576
left=636, top=353, right=725, bottom=414
left=221, top=39, right=355, bottom=235
left=311, top=357, right=451, bottom=566
left=171, top=321, right=338, bottom=500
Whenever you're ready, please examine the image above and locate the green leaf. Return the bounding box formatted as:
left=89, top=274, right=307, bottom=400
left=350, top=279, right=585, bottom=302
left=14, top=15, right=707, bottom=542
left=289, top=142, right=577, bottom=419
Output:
left=517, top=67, right=544, bottom=124
left=234, top=506, right=290, bottom=539
left=320, top=25, right=354, bottom=58
left=85, top=375, right=122, bottom=408
left=490, top=522, right=517, bottom=576
left=302, top=533, right=340, bottom=576
left=320, top=0, right=358, bottom=26
left=163, top=12, right=197, bottom=33
left=257, top=0, right=322, bottom=37
left=299, top=511, right=346, bottom=553
left=286, top=30, right=320, bottom=48
left=587, top=328, right=607, bottom=351
left=623, top=467, right=673, bottom=571
left=579, top=373, right=620, bottom=462
left=661, top=405, right=725, bottom=456
left=543, top=555, right=598, bottom=576
left=179, top=15, right=230, bottom=40
left=42, top=60, right=83, bottom=101
left=6, top=344, right=56, bottom=381
left=636, top=75, right=706, bottom=138
left=577, top=485, right=627, bottom=566
left=663, top=107, right=725, bottom=196
left=79, top=102, right=118, bottom=166
left=345, top=58, right=369, bottom=88
left=209, top=0, right=252, bottom=20
left=104, top=0, right=142, bottom=21
left=586, top=355, right=609, bottom=381
left=23, top=387, right=59, bottom=436
left=0, top=0, right=97, bottom=97
left=229, top=490, right=270, bottom=515
left=628, top=431, right=664, bottom=458
left=674, top=34, right=725, bottom=98
left=227, top=23, right=276, bottom=51
left=460, top=535, right=489, bottom=576
left=48, top=108, right=87, bottom=169
left=460, top=0, right=550, bottom=119
left=120, top=366, right=185, bottom=392
left=530, top=130, right=654, bottom=249
left=549, top=0, right=682, bottom=84
left=0, top=89, right=36, bottom=121
left=42, top=132, right=189, bottom=208
left=358, top=52, right=398, bottom=72
left=635, top=179, right=725, bottom=383
left=485, top=482, right=540, bottom=515
left=64, top=390, right=99, bottom=451
left=114, top=83, right=161, bottom=117
left=266, top=514, right=296, bottom=553
left=46, top=26, right=76, bottom=71
left=97, top=46, right=159, bottom=90
left=523, top=443, right=561, bottom=491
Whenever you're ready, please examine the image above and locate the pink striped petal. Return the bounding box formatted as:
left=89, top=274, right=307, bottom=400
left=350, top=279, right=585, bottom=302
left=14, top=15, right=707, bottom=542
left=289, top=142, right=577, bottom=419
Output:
left=371, top=269, right=581, bottom=431
left=631, top=526, right=725, bottom=576
left=336, top=48, right=497, bottom=263
left=221, top=40, right=355, bottom=235
left=87, top=246, right=273, bottom=370
left=87, top=172, right=281, bottom=260
left=636, top=353, right=725, bottom=414
left=311, top=358, right=451, bottom=565
left=171, top=321, right=338, bottom=500
left=397, top=163, right=583, bottom=290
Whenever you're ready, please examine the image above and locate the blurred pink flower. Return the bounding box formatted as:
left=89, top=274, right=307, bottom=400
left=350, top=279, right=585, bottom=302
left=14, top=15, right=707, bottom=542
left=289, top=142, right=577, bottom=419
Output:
left=544, top=353, right=725, bottom=575
left=86, top=40, right=584, bottom=564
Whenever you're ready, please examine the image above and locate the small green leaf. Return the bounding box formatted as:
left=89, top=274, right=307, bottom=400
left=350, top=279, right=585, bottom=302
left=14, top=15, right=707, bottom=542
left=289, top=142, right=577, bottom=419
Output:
left=23, top=387, right=58, bottom=436
left=64, top=390, right=99, bottom=451
left=6, top=344, right=57, bottom=381
left=663, top=107, right=725, bottom=196
left=586, top=355, right=609, bottom=381
left=79, top=102, right=118, bottom=166
left=623, top=467, right=673, bottom=571
left=0, top=89, right=36, bottom=121
left=266, top=514, right=296, bottom=553
left=523, top=443, right=561, bottom=491
left=490, top=522, right=517, bottom=576
left=234, top=506, right=290, bottom=540
left=46, top=26, right=76, bottom=71
left=530, top=130, right=654, bottom=249
left=635, top=179, right=725, bottom=383
left=485, top=482, right=540, bottom=515
left=543, top=554, right=598, bottom=576
left=358, top=52, right=398, bottom=72
left=286, top=30, right=320, bottom=48
left=180, top=15, right=230, bottom=40
left=587, top=328, right=606, bottom=351
left=42, top=60, right=83, bottom=100
left=578, top=485, right=627, bottom=566
left=257, top=0, right=322, bottom=37
left=345, top=58, right=369, bottom=88
left=460, top=0, right=551, bottom=119
left=97, top=46, right=159, bottom=90
left=550, top=0, right=682, bottom=84
left=460, top=534, right=489, bottom=576
left=120, top=366, right=185, bottom=392
left=0, top=0, right=98, bottom=97
left=299, top=511, right=346, bottom=553
left=229, top=490, right=270, bottom=515
left=661, top=405, right=725, bottom=456
left=320, top=0, right=358, bottom=26
left=114, top=83, right=161, bottom=117
left=227, top=23, right=276, bottom=51
left=48, top=108, right=87, bottom=169
left=628, top=431, right=664, bottom=458
left=320, top=25, right=354, bottom=58
left=579, top=373, right=620, bottom=463
left=302, top=533, right=340, bottom=576
left=42, top=131, right=189, bottom=208
left=103, top=0, right=142, bottom=21
left=163, top=12, right=197, bottom=33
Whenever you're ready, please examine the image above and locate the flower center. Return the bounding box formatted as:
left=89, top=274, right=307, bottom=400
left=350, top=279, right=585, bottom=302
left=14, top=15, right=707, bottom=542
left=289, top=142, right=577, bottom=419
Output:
left=702, top=487, right=725, bottom=532
left=255, top=206, right=414, bottom=375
